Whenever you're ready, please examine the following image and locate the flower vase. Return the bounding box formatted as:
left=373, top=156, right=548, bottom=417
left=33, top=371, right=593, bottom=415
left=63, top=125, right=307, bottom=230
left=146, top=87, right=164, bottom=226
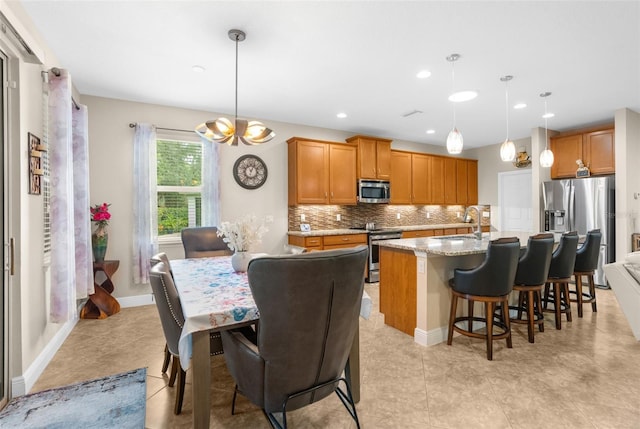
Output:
left=92, top=225, right=109, bottom=263
left=231, top=251, right=252, bottom=272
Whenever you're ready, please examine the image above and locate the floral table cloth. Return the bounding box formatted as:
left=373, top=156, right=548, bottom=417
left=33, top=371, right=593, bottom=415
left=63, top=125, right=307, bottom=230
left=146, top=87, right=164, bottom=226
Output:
left=172, top=255, right=372, bottom=370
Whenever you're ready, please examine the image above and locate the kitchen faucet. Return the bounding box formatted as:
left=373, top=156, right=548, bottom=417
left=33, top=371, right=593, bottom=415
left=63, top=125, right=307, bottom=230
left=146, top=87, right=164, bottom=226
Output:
left=463, top=205, right=484, bottom=239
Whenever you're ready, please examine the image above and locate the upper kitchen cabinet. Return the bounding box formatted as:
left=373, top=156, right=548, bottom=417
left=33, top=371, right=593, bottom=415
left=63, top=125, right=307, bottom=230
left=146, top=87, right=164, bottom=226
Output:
left=390, top=150, right=412, bottom=204
left=287, top=137, right=357, bottom=205
left=550, top=126, right=614, bottom=179
left=444, top=157, right=478, bottom=205
left=346, top=135, right=392, bottom=180
left=411, top=154, right=430, bottom=204
left=429, top=156, right=445, bottom=204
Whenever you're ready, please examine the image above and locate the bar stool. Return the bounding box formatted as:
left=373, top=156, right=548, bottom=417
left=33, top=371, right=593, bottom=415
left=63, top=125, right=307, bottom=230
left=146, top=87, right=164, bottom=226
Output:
left=571, top=229, right=602, bottom=317
left=447, top=237, right=520, bottom=360
left=509, top=233, right=554, bottom=343
left=543, top=231, right=579, bottom=330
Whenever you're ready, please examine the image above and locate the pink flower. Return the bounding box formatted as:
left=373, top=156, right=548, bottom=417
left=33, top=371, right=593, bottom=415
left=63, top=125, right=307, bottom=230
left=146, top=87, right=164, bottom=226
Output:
left=90, top=203, right=112, bottom=227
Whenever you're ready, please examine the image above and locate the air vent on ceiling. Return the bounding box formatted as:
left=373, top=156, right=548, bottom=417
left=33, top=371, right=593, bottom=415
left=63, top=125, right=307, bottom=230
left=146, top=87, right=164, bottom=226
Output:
left=402, top=110, right=423, bottom=118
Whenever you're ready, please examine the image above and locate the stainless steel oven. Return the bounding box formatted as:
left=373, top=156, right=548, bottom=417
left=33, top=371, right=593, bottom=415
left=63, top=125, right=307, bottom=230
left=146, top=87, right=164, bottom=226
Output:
left=367, top=229, right=402, bottom=282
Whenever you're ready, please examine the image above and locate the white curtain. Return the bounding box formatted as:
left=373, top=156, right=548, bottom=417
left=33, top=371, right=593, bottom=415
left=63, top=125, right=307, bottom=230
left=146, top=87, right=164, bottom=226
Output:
left=201, top=137, right=220, bottom=226
left=72, top=105, right=94, bottom=298
left=49, top=69, right=92, bottom=322
left=132, top=123, right=158, bottom=284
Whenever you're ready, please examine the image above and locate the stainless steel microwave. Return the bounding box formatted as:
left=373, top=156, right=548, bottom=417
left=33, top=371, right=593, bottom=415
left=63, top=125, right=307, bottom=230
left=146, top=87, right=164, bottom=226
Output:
left=357, top=179, right=390, bottom=203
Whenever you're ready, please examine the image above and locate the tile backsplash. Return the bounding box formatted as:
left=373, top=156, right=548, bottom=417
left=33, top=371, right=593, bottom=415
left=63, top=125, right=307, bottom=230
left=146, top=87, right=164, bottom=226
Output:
left=288, top=204, right=491, bottom=231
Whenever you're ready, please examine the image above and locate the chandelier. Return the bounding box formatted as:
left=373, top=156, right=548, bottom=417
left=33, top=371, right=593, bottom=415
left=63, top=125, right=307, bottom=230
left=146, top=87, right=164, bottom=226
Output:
left=195, top=29, right=275, bottom=146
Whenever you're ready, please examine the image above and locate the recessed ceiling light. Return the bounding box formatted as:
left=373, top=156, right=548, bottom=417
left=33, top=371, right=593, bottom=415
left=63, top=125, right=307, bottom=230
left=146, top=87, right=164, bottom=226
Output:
left=513, top=103, right=527, bottom=109
left=416, top=70, right=431, bottom=79
left=336, top=112, right=347, bottom=119
left=448, top=90, right=478, bottom=102
left=192, top=65, right=205, bottom=73
left=542, top=112, right=555, bottom=119
left=426, top=129, right=435, bottom=134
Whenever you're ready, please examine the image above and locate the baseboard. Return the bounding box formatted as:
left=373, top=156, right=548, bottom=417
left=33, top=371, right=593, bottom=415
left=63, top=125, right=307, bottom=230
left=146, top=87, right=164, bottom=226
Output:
left=13, top=316, right=78, bottom=396
left=118, top=294, right=154, bottom=308
left=414, top=326, right=448, bottom=346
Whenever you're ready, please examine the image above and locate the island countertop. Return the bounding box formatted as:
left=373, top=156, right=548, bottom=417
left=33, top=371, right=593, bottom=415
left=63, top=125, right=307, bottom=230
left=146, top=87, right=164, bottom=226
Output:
left=377, top=231, right=552, bottom=256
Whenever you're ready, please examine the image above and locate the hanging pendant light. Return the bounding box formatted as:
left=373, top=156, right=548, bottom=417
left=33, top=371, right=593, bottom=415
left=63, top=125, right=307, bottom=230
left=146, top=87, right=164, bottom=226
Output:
left=539, top=92, right=554, bottom=168
left=446, top=54, right=463, bottom=154
left=195, top=29, right=275, bottom=146
left=499, top=75, right=516, bottom=162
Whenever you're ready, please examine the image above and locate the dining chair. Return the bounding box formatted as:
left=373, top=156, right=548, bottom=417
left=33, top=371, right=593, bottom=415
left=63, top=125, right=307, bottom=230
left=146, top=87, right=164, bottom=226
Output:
left=220, top=246, right=368, bottom=429
left=150, top=252, right=174, bottom=374
left=181, top=226, right=232, bottom=258
left=508, top=233, right=554, bottom=343
left=148, top=260, right=224, bottom=414
left=571, top=229, right=602, bottom=317
left=447, top=237, right=521, bottom=360
left=542, top=231, right=579, bottom=329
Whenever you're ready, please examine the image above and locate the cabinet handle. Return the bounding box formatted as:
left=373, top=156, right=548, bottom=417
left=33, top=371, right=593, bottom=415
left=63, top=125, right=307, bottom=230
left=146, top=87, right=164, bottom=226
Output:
left=342, top=238, right=349, bottom=241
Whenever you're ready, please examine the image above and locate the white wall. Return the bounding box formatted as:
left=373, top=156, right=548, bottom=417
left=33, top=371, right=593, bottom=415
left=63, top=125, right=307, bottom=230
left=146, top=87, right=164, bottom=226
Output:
left=462, top=137, right=532, bottom=229
left=614, top=108, right=640, bottom=258
left=84, top=95, right=447, bottom=300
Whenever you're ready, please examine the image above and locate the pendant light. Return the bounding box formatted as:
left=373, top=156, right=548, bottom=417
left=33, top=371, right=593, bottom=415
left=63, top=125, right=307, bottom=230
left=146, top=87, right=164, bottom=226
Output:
left=445, top=54, right=463, bottom=154
left=195, top=29, right=275, bottom=146
left=499, top=75, right=516, bottom=162
left=539, top=92, right=554, bottom=168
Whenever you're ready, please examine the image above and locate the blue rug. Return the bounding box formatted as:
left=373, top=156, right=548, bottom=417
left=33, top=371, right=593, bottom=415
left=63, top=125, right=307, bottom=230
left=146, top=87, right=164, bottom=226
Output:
left=0, top=368, right=146, bottom=428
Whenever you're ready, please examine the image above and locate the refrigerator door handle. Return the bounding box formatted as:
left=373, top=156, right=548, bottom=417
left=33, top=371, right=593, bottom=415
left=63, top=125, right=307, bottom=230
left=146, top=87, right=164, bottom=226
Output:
left=568, top=181, right=575, bottom=231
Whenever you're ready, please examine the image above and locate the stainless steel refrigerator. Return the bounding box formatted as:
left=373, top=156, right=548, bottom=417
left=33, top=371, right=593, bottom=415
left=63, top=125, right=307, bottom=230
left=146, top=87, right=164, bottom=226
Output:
left=542, top=176, right=615, bottom=286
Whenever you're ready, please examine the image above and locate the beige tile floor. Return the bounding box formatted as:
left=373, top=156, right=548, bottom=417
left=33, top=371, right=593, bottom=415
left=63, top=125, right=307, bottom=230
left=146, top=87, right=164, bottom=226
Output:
left=33, top=284, right=640, bottom=428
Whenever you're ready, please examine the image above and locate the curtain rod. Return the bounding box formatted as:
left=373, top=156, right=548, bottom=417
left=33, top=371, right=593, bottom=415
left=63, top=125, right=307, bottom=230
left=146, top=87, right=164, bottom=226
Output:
left=44, top=68, right=80, bottom=110
left=128, top=123, right=195, bottom=134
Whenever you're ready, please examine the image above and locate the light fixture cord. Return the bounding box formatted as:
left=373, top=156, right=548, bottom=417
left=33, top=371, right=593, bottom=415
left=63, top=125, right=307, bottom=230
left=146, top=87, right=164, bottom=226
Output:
left=544, top=99, right=549, bottom=150
left=234, top=32, right=239, bottom=122
left=505, top=80, right=510, bottom=140
left=451, top=60, right=456, bottom=128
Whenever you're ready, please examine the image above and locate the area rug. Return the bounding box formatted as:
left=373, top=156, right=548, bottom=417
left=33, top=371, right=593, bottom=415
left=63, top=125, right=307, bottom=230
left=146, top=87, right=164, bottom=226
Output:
left=0, top=368, right=146, bottom=428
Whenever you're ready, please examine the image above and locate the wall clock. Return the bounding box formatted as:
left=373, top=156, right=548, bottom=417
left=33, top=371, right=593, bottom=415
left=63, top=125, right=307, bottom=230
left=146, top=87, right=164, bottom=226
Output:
left=233, top=154, right=268, bottom=189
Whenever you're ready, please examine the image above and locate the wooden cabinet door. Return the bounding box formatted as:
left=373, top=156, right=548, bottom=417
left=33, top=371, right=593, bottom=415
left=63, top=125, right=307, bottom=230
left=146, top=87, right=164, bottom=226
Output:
left=456, top=159, right=468, bottom=204
left=467, top=160, right=478, bottom=205
left=376, top=140, right=392, bottom=179
left=429, top=156, right=445, bottom=204
left=411, top=154, right=429, bottom=204
left=444, top=157, right=457, bottom=205
left=293, top=139, right=328, bottom=204
left=390, top=151, right=412, bottom=204
left=550, top=134, right=582, bottom=179
left=328, top=144, right=357, bottom=204
left=584, top=129, right=614, bottom=175
left=356, top=138, right=377, bottom=179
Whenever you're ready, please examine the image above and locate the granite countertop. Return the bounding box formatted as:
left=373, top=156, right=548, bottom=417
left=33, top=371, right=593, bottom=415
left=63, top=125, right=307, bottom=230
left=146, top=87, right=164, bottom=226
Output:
left=378, top=231, right=545, bottom=256
left=287, top=223, right=476, bottom=237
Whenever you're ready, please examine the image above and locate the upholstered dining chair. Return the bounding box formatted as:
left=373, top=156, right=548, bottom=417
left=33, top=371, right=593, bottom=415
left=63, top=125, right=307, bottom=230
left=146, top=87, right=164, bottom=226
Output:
left=220, top=246, right=368, bottom=429
left=571, top=229, right=602, bottom=317
left=542, top=231, right=579, bottom=330
left=148, top=260, right=224, bottom=414
left=447, top=237, right=521, bottom=360
left=508, top=233, right=554, bottom=343
left=150, top=253, right=175, bottom=374
left=181, top=226, right=232, bottom=258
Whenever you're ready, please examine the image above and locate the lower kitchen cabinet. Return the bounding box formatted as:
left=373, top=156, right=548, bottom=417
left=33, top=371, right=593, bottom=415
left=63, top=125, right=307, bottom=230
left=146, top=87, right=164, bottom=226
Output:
left=288, top=233, right=367, bottom=251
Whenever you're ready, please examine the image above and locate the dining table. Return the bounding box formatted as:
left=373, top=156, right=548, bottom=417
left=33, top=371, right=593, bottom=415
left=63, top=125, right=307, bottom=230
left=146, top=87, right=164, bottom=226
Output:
left=171, top=255, right=369, bottom=429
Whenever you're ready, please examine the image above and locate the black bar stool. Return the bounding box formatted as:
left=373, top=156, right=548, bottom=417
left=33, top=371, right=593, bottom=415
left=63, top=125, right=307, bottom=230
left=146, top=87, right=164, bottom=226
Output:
left=509, top=233, right=554, bottom=343
left=571, top=229, right=602, bottom=317
left=447, top=237, right=520, bottom=360
left=543, top=231, right=579, bottom=330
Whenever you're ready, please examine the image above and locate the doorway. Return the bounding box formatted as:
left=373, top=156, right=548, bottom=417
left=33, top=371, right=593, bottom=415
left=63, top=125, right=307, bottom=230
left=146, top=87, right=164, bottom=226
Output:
left=498, top=170, right=532, bottom=232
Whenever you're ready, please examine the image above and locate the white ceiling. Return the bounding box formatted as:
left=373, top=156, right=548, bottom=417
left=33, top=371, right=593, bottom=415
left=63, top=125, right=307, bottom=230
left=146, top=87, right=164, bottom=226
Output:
left=19, top=1, right=640, bottom=149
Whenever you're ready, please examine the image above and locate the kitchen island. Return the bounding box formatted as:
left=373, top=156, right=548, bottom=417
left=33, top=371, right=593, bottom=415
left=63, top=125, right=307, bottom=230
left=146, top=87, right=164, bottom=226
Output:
left=378, top=231, right=538, bottom=346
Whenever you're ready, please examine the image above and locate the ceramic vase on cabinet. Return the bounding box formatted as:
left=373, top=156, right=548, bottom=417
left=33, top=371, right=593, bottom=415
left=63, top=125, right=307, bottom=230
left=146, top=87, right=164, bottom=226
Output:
left=92, top=224, right=108, bottom=263
left=231, top=251, right=252, bottom=272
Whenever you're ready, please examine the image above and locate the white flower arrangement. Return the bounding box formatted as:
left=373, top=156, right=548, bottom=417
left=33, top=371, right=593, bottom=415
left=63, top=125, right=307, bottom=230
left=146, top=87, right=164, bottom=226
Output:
left=217, top=214, right=268, bottom=252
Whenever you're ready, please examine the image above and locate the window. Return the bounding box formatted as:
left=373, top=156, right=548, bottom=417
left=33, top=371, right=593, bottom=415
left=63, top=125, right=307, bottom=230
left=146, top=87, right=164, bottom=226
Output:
left=156, top=138, right=203, bottom=239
